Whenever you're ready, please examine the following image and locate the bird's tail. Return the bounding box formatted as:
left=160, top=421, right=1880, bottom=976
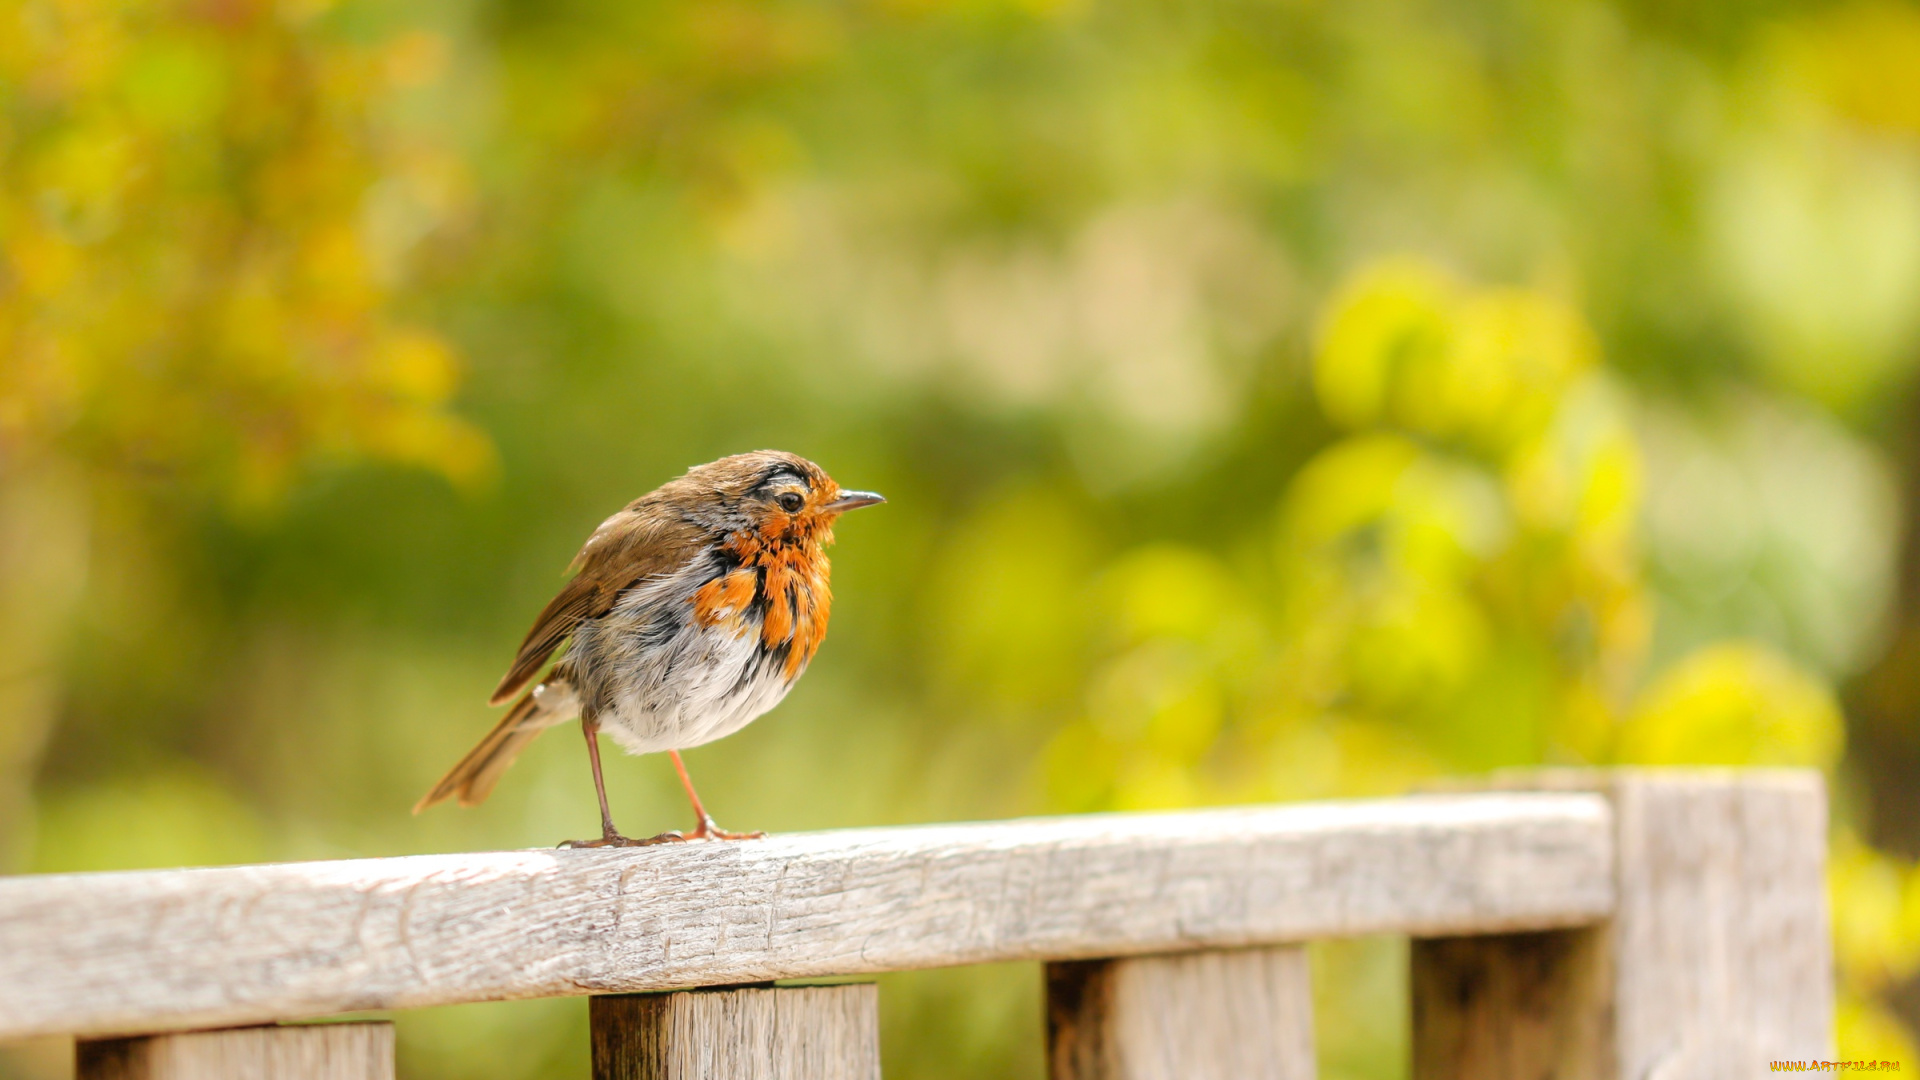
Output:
left=413, top=679, right=580, bottom=813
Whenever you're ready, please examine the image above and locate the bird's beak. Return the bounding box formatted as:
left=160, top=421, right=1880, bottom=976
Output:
left=824, top=490, right=886, bottom=513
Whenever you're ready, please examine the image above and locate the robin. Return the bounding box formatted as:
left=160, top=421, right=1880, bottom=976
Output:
left=414, top=450, right=884, bottom=846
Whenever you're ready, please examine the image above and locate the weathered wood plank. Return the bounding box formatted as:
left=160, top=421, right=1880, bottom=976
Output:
left=591, top=984, right=879, bottom=1080
left=1047, top=947, right=1314, bottom=1080
left=0, top=794, right=1613, bottom=1040
left=1411, top=770, right=1833, bottom=1079
left=76, top=1023, right=393, bottom=1080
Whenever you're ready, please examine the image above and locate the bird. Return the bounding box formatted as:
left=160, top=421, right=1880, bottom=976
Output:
left=413, top=450, right=884, bottom=846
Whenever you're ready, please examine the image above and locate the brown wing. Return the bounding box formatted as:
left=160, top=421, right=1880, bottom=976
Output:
left=415, top=684, right=559, bottom=812
left=487, top=500, right=705, bottom=705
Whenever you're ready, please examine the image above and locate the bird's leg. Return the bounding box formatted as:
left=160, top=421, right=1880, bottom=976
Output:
left=669, top=749, right=765, bottom=841
left=583, top=718, right=623, bottom=841
left=560, top=718, right=685, bottom=848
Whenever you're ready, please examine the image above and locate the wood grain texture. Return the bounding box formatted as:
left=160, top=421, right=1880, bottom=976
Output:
left=1411, top=930, right=1606, bottom=1080
left=591, top=985, right=878, bottom=1080
left=1047, top=947, right=1314, bottom=1080
left=0, top=795, right=1614, bottom=1040
left=1603, top=770, right=1834, bottom=1077
left=1412, top=770, right=1833, bottom=1079
left=76, top=1023, right=393, bottom=1080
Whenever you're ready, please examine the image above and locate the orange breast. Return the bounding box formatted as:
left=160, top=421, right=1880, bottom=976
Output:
left=691, top=569, right=757, bottom=630
left=761, top=543, right=833, bottom=678
left=696, top=530, right=835, bottom=679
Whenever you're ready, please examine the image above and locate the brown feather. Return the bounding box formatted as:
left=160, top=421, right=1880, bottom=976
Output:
left=488, top=580, right=608, bottom=705
left=487, top=502, right=707, bottom=705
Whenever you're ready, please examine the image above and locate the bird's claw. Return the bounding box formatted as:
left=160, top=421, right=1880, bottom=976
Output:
left=684, top=816, right=765, bottom=841
left=558, top=830, right=689, bottom=848
left=558, top=822, right=764, bottom=847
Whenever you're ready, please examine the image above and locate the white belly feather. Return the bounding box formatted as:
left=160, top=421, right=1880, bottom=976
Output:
left=567, top=556, right=799, bottom=755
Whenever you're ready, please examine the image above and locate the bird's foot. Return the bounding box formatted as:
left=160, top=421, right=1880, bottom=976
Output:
left=558, top=830, right=688, bottom=848
left=684, top=816, right=766, bottom=842
left=556, top=819, right=764, bottom=847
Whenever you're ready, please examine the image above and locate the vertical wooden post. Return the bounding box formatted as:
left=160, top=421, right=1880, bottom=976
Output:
left=591, top=983, right=880, bottom=1080
left=1411, top=769, right=1834, bottom=1080
left=1411, top=929, right=1606, bottom=1080
left=77, top=1022, right=394, bottom=1080
left=1046, top=946, right=1316, bottom=1080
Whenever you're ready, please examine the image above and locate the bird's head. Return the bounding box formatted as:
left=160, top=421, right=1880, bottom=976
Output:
left=667, top=450, right=884, bottom=546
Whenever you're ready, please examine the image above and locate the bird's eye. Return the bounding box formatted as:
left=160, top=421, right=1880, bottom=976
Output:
left=776, top=492, right=805, bottom=513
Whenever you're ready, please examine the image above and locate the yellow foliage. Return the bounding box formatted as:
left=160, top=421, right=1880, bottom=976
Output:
left=1314, top=259, right=1456, bottom=434
left=1839, top=996, right=1920, bottom=1065
left=1783, top=2, right=1920, bottom=135
left=1830, top=832, right=1920, bottom=1061
left=1831, top=835, right=1920, bottom=991
left=1313, top=258, right=1598, bottom=456
left=1503, top=376, right=1641, bottom=541
left=0, top=0, right=491, bottom=504
left=1056, top=266, right=1659, bottom=798
left=1618, top=641, right=1845, bottom=769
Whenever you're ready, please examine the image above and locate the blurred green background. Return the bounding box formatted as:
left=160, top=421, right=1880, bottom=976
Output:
left=7, top=0, right=1920, bottom=1075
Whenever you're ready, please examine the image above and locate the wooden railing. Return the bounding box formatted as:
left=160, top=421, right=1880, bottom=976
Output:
left=0, top=769, right=1833, bottom=1079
